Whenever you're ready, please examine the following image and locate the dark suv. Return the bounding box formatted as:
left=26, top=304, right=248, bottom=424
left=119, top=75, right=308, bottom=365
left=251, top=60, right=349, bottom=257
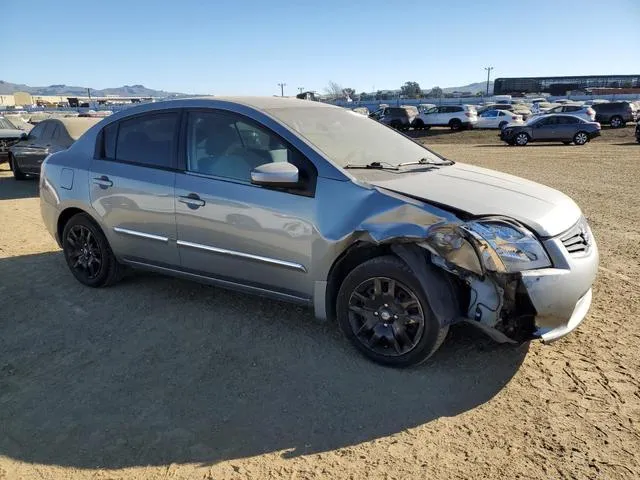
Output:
left=369, top=107, right=413, bottom=130
left=591, top=102, right=637, bottom=128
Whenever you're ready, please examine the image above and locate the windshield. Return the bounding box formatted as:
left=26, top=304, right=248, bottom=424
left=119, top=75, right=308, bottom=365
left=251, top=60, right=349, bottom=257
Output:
left=265, top=106, right=443, bottom=167
left=0, top=117, right=16, bottom=129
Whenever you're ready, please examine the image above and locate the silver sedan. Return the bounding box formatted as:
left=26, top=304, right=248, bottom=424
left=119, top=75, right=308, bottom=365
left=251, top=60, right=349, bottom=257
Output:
left=40, top=97, right=598, bottom=367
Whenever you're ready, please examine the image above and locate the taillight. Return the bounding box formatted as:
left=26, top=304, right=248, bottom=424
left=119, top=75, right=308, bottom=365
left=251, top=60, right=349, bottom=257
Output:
left=465, top=112, right=471, bottom=117
left=512, top=116, right=517, bottom=120
left=587, top=108, right=595, bottom=115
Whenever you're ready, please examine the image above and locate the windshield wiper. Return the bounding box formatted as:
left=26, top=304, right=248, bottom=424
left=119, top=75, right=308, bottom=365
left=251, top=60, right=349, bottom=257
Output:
left=397, top=157, right=455, bottom=167
left=343, top=161, right=399, bottom=170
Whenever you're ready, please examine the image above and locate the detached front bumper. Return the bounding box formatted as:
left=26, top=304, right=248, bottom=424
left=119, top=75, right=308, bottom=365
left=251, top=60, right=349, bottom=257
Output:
left=520, top=220, right=599, bottom=342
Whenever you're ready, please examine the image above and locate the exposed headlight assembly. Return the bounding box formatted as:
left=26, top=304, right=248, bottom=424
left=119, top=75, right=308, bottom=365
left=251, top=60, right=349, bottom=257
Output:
left=462, top=219, right=551, bottom=273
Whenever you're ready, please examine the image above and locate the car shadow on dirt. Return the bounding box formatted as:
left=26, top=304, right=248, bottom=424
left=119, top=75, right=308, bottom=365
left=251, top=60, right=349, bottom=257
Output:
left=0, top=252, right=528, bottom=469
left=0, top=175, right=39, bottom=200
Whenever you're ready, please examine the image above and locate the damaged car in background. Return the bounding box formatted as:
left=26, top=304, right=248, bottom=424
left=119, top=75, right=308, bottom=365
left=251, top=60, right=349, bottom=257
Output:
left=39, top=97, right=599, bottom=367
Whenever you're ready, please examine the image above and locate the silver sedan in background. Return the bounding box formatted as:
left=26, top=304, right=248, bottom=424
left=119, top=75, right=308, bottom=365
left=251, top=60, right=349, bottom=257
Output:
left=40, top=98, right=598, bottom=367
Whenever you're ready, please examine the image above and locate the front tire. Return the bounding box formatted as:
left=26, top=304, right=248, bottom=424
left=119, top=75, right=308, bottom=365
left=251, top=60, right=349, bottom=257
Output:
left=10, top=155, right=27, bottom=180
left=62, top=213, right=123, bottom=287
left=573, top=131, right=589, bottom=145
left=515, top=132, right=529, bottom=146
left=336, top=256, right=448, bottom=367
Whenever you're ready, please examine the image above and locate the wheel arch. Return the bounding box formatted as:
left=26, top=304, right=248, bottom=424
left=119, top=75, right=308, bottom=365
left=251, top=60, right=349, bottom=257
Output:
left=325, top=241, right=394, bottom=321
left=56, top=206, right=103, bottom=245
left=324, top=241, right=463, bottom=326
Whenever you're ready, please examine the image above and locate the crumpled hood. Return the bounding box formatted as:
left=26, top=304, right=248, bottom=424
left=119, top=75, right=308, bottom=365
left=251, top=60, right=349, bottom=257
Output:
left=0, top=129, right=24, bottom=139
left=368, top=162, right=582, bottom=237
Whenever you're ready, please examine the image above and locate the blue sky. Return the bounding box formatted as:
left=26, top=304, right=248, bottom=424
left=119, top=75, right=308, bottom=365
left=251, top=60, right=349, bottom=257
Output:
left=6, top=0, right=639, bottom=95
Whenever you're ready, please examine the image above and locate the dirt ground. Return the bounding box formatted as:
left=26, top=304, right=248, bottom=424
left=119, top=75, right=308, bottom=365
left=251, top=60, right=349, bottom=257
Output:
left=0, top=127, right=639, bottom=480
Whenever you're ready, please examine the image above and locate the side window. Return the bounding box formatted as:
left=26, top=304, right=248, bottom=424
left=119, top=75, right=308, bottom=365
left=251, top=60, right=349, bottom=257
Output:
left=185, top=110, right=312, bottom=189
left=558, top=116, right=579, bottom=125
left=114, top=112, right=178, bottom=168
left=102, top=123, right=117, bottom=159
left=28, top=123, right=45, bottom=140
left=39, top=122, right=55, bottom=141
left=50, top=125, right=61, bottom=141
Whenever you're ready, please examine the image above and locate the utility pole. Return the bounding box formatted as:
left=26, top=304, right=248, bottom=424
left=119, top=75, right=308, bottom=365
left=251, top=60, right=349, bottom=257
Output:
left=277, top=83, right=287, bottom=97
left=484, top=66, right=493, bottom=96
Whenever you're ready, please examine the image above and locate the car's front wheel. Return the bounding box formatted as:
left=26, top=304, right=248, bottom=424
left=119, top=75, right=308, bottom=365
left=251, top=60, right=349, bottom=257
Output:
left=336, top=256, right=448, bottom=367
left=9, top=155, right=27, bottom=180
left=449, top=119, right=462, bottom=131
left=62, top=213, right=123, bottom=287
left=515, top=132, right=529, bottom=146
left=573, top=131, right=589, bottom=146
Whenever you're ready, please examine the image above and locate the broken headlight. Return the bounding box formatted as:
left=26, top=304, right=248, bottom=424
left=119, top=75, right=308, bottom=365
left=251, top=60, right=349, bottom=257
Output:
left=463, top=220, right=551, bottom=273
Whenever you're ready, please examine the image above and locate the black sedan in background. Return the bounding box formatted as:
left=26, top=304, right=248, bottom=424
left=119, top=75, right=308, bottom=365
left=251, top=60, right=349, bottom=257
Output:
left=500, top=114, right=601, bottom=146
left=8, top=117, right=100, bottom=179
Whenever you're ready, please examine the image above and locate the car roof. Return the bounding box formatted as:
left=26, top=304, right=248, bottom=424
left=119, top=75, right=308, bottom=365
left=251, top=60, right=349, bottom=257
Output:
left=190, top=96, right=337, bottom=111
left=42, top=117, right=103, bottom=139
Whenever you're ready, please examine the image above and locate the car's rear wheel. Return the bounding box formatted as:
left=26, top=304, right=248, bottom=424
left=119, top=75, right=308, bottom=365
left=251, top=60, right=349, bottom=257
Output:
left=610, top=116, right=624, bottom=128
left=515, top=132, right=529, bottom=146
left=449, top=119, right=462, bottom=131
left=498, top=121, right=508, bottom=130
left=336, top=256, right=448, bottom=367
left=62, top=213, right=123, bottom=287
left=9, top=155, right=27, bottom=180
left=413, top=119, right=424, bottom=130
left=573, top=131, right=589, bottom=145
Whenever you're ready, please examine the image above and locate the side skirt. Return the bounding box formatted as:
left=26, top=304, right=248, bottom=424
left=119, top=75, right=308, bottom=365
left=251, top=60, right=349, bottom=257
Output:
left=122, top=258, right=312, bottom=306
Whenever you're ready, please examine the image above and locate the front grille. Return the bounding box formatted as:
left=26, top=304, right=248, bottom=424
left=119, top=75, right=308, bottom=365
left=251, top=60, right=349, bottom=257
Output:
left=560, top=217, right=592, bottom=256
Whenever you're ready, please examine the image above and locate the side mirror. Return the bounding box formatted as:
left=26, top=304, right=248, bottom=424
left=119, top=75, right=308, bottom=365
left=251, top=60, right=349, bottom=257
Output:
left=251, top=162, right=300, bottom=188
left=20, top=132, right=28, bottom=139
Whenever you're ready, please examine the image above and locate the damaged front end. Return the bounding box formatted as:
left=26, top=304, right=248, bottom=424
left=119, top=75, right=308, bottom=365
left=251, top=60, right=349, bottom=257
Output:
left=352, top=207, right=545, bottom=343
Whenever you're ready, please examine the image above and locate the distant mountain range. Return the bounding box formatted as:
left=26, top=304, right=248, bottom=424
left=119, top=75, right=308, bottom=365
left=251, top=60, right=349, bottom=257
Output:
left=0, top=80, right=187, bottom=97
left=441, top=81, right=493, bottom=94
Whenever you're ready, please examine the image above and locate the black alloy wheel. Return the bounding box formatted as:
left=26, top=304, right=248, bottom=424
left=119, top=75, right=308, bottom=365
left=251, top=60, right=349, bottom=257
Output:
left=347, top=276, right=425, bottom=357
left=336, top=256, right=448, bottom=367
left=65, top=224, right=103, bottom=281
left=62, top=213, right=123, bottom=287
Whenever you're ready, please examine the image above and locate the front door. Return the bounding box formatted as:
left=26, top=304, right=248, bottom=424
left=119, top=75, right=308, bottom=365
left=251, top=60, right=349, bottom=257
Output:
left=174, top=109, right=317, bottom=298
left=89, top=111, right=180, bottom=266
left=533, top=116, right=558, bottom=140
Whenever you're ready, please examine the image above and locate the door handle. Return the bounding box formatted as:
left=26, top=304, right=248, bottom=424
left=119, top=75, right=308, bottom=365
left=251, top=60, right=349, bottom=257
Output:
left=93, top=175, right=113, bottom=188
left=179, top=193, right=205, bottom=209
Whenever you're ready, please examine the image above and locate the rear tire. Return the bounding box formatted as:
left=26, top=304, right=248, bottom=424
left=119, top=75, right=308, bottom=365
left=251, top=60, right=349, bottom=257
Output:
left=498, top=121, right=508, bottom=130
left=449, top=119, right=462, bottom=131
left=336, top=255, right=449, bottom=367
left=610, top=116, right=624, bottom=128
left=62, top=213, right=123, bottom=287
left=573, top=131, right=589, bottom=146
left=413, top=119, right=424, bottom=130
left=10, top=156, right=27, bottom=180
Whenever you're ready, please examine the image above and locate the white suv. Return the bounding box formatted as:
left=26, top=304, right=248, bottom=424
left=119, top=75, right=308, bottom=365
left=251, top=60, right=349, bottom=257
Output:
left=412, top=105, right=477, bottom=131
left=534, top=104, right=596, bottom=122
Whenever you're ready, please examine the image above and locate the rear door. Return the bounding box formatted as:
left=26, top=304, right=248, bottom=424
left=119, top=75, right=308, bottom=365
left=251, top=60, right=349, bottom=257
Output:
left=478, top=110, right=498, bottom=128
left=556, top=115, right=580, bottom=140
left=89, top=110, right=180, bottom=266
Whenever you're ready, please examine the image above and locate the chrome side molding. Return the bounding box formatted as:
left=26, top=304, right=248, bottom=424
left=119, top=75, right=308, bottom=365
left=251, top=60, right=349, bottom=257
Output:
left=176, top=240, right=307, bottom=272
left=113, top=227, right=169, bottom=243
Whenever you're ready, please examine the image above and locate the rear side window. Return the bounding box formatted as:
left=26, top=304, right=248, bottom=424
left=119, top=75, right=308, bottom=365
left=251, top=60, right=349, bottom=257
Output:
left=106, top=112, right=178, bottom=169
left=558, top=116, right=579, bottom=124
left=102, top=123, right=117, bottom=159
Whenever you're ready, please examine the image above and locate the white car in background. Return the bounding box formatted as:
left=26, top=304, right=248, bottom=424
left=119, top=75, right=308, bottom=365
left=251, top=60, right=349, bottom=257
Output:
left=476, top=109, right=524, bottom=129
left=532, top=104, right=596, bottom=122
left=412, top=105, right=477, bottom=131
